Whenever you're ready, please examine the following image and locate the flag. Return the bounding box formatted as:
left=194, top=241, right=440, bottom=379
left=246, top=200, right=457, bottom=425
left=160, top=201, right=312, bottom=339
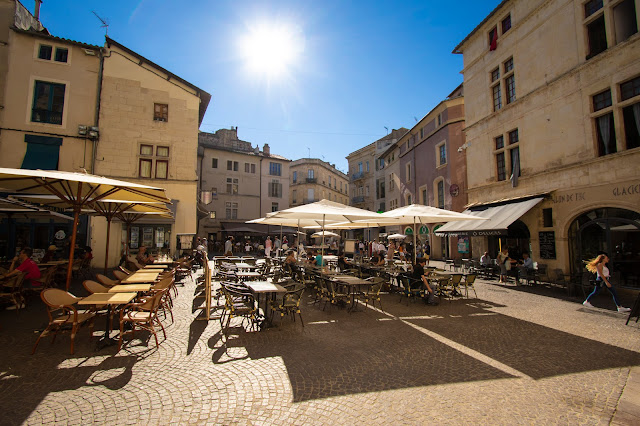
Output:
left=490, top=30, right=498, bottom=51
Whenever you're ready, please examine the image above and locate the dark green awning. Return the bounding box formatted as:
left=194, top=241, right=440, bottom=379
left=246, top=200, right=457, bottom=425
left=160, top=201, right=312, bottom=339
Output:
left=21, top=134, right=62, bottom=170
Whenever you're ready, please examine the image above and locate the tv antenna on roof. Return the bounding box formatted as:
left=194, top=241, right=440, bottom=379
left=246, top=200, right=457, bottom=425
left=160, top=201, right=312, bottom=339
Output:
left=92, top=11, right=109, bottom=36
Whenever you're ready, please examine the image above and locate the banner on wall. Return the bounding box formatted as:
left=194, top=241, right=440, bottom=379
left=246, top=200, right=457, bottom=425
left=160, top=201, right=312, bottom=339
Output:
left=419, top=225, right=429, bottom=235
left=457, top=236, right=469, bottom=254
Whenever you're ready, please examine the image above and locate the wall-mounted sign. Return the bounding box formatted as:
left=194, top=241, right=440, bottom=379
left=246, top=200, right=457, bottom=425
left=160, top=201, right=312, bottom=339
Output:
left=457, top=236, right=469, bottom=253
left=539, top=231, right=556, bottom=259
left=404, top=226, right=413, bottom=235
left=450, top=184, right=460, bottom=197
left=419, top=225, right=429, bottom=235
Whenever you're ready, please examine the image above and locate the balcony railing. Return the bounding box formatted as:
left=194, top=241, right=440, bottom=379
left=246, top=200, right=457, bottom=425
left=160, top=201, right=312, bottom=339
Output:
left=350, top=171, right=365, bottom=181
left=306, top=177, right=317, bottom=184
left=351, top=196, right=365, bottom=204
left=303, top=198, right=319, bottom=204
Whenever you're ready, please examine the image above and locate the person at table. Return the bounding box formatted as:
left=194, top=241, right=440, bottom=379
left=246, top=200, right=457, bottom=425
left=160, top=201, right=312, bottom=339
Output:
left=412, top=257, right=437, bottom=305
left=284, top=250, right=296, bottom=274
left=520, top=251, right=534, bottom=270
left=136, top=246, right=156, bottom=265
left=2, top=247, right=42, bottom=289
left=338, top=254, right=351, bottom=271
left=41, top=245, right=58, bottom=263
left=310, top=250, right=325, bottom=267
left=371, top=251, right=385, bottom=266
left=497, top=248, right=510, bottom=283
left=480, top=251, right=491, bottom=266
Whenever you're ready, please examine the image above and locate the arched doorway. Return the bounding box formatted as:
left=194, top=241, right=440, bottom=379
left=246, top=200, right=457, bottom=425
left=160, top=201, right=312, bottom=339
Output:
left=568, top=208, right=640, bottom=288
left=487, top=219, right=531, bottom=260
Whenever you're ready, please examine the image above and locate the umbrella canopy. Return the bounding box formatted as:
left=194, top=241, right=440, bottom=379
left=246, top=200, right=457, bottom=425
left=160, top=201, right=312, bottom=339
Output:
left=387, top=233, right=407, bottom=240
left=311, top=231, right=340, bottom=238
left=0, top=168, right=170, bottom=289
left=0, top=196, right=73, bottom=220
left=379, top=204, right=487, bottom=262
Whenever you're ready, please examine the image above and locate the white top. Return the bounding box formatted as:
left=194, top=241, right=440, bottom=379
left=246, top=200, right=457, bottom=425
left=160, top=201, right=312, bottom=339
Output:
left=597, top=265, right=610, bottom=279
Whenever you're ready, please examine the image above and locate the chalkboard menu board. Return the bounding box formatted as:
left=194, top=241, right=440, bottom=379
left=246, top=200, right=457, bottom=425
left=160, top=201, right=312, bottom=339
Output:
left=539, top=231, right=556, bottom=259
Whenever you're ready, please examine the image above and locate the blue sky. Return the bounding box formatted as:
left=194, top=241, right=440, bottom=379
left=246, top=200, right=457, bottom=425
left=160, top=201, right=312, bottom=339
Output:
left=35, top=0, right=500, bottom=173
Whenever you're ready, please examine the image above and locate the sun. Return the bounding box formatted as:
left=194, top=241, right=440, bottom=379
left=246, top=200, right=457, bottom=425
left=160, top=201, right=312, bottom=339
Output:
left=238, top=22, right=304, bottom=79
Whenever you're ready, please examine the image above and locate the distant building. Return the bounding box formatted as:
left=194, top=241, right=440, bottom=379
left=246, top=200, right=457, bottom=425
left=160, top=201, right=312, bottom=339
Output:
left=197, top=128, right=290, bottom=241
left=373, top=128, right=408, bottom=214
left=289, top=158, right=349, bottom=207
left=441, top=0, right=640, bottom=283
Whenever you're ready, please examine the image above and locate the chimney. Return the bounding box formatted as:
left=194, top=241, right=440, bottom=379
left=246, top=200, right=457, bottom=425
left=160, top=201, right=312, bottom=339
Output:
left=35, top=0, right=42, bottom=21
left=263, top=143, right=270, bottom=156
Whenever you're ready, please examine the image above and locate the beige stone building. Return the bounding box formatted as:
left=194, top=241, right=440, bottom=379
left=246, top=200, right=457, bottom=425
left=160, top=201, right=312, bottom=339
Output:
left=289, top=158, right=348, bottom=207
left=346, top=142, right=375, bottom=210
left=372, top=129, right=408, bottom=214
left=439, top=0, right=640, bottom=285
left=0, top=1, right=100, bottom=256
left=197, top=128, right=290, bottom=242
left=91, top=37, right=210, bottom=267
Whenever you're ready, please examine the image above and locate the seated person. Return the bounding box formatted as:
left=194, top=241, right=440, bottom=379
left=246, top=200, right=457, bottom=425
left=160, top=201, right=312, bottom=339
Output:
left=520, top=251, right=534, bottom=270
left=41, top=245, right=58, bottom=263
left=412, top=257, right=438, bottom=305
left=2, top=247, right=42, bottom=290
left=371, top=251, right=385, bottom=266
left=480, top=251, right=491, bottom=266
left=136, top=246, right=156, bottom=265
left=306, top=250, right=317, bottom=264
left=314, top=252, right=326, bottom=267
left=83, top=246, right=93, bottom=261
left=337, top=253, right=351, bottom=271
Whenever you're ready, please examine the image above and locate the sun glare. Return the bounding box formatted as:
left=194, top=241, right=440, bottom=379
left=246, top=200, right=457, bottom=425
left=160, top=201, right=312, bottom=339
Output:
left=239, top=22, right=304, bottom=79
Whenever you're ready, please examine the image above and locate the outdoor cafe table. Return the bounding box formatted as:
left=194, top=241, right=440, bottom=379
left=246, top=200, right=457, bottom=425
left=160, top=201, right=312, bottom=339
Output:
left=108, top=284, right=151, bottom=293
left=79, top=292, right=137, bottom=350
left=121, top=271, right=160, bottom=284
left=330, top=275, right=372, bottom=312
left=235, top=271, right=263, bottom=281
left=244, top=281, right=287, bottom=329
left=143, top=265, right=166, bottom=270
left=235, top=262, right=259, bottom=271
left=37, top=260, right=68, bottom=268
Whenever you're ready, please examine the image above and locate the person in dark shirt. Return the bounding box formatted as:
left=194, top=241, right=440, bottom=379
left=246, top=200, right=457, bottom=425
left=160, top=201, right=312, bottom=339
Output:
left=41, top=245, right=58, bottom=263
left=412, top=257, right=437, bottom=305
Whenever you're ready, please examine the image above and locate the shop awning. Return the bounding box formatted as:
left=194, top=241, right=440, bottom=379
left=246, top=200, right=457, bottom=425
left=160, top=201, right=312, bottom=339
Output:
left=435, top=197, right=544, bottom=237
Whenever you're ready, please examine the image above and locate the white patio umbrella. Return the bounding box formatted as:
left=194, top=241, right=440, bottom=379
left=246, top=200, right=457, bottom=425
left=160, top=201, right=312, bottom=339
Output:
left=246, top=216, right=337, bottom=257
left=0, top=168, right=170, bottom=289
left=311, top=231, right=340, bottom=238
left=266, top=199, right=384, bottom=260
left=387, top=233, right=407, bottom=240
left=379, top=204, right=488, bottom=263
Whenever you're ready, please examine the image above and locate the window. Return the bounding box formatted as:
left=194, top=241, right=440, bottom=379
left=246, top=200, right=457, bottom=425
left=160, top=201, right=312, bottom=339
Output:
left=307, top=188, right=314, bottom=202
left=140, top=145, right=153, bottom=156
left=376, top=179, right=385, bottom=199
left=496, top=152, right=506, bottom=181
left=495, top=135, right=504, bottom=150
left=508, top=129, right=519, bottom=144
left=613, top=0, right=638, bottom=44
left=308, top=169, right=314, bottom=179
left=437, top=113, right=442, bottom=126
left=621, top=76, right=640, bottom=101
left=504, top=57, right=513, bottom=73
left=420, top=128, right=424, bottom=139
left=389, top=199, right=398, bottom=210
left=358, top=162, right=363, bottom=173
left=244, top=162, right=250, bottom=173
left=155, top=160, right=168, bottom=179
left=139, top=159, right=152, bottom=178
left=269, top=162, right=281, bottom=176
left=436, top=142, right=447, bottom=166
left=54, top=47, right=68, bottom=63
left=292, top=190, right=297, bottom=203
left=31, top=81, right=65, bottom=124
left=226, top=178, right=238, bottom=194
left=488, top=26, right=498, bottom=51
left=226, top=161, right=238, bottom=171
left=211, top=158, right=218, bottom=168
left=504, top=64, right=516, bottom=104
left=366, top=161, right=369, bottom=172
left=622, top=103, right=640, bottom=149
left=271, top=202, right=279, bottom=212
left=389, top=173, right=395, bottom=191
left=38, top=45, right=52, bottom=60
left=584, top=0, right=603, bottom=18
left=157, top=146, right=169, bottom=157
left=437, top=180, right=445, bottom=209
left=595, top=112, right=617, bottom=156
left=407, top=194, right=412, bottom=205
left=543, top=208, right=553, bottom=228
left=491, top=67, right=500, bottom=82
left=421, top=188, right=427, bottom=205
left=269, top=180, right=282, bottom=198
left=200, top=191, right=212, bottom=204
left=379, top=202, right=385, bottom=212
left=510, top=147, right=521, bottom=179
left=492, top=83, right=502, bottom=111
left=153, top=103, right=168, bottom=122
left=292, top=171, right=297, bottom=183
left=501, top=14, right=511, bottom=33
left=593, top=89, right=612, bottom=111
left=225, top=202, right=238, bottom=219
left=406, top=163, right=411, bottom=182
left=587, top=15, right=607, bottom=59
left=250, top=164, right=255, bottom=173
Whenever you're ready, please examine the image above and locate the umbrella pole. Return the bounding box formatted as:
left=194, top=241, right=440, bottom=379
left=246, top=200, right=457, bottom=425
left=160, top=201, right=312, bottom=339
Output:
left=104, top=216, right=112, bottom=275
left=321, top=214, right=325, bottom=265
left=280, top=225, right=283, bottom=257
left=297, top=219, right=301, bottom=259
left=413, top=217, right=417, bottom=264
left=65, top=184, right=83, bottom=291
left=127, top=222, right=131, bottom=257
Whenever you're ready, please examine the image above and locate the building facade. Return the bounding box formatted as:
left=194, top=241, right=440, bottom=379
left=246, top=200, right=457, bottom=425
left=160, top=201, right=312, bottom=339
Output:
left=0, top=2, right=99, bottom=257
left=289, top=158, right=348, bottom=207
left=372, top=128, right=407, bottom=214
left=197, top=128, right=290, bottom=241
left=346, top=143, right=375, bottom=210
left=394, top=86, right=467, bottom=259
left=446, top=0, right=640, bottom=285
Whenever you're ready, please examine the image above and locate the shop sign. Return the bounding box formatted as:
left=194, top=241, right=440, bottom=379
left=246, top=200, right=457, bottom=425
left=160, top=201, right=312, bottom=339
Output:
left=404, top=226, right=413, bottom=235
left=419, top=225, right=429, bottom=235
left=552, top=192, right=586, bottom=204
left=457, top=236, right=469, bottom=253
left=613, top=183, right=640, bottom=197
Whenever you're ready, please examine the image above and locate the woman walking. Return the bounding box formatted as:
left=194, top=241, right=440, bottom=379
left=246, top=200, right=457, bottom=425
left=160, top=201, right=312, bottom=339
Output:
left=583, top=253, right=630, bottom=312
left=497, top=248, right=510, bottom=283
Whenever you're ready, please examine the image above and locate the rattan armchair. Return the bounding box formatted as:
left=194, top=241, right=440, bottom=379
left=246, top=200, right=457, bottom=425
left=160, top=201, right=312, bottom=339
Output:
left=117, top=292, right=166, bottom=351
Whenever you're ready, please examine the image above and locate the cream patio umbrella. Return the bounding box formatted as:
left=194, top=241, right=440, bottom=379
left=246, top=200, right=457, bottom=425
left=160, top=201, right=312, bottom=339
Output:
left=0, top=168, right=170, bottom=289
left=265, top=199, right=386, bottom=260
left=14, top=194, right=171, bottom=274
left=311, top=230, right=340, bottom=238
left=379, top=204, right=488, bottom=263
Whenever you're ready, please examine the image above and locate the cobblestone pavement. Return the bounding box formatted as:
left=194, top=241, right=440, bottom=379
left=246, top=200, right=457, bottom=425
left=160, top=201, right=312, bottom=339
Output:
left=0, top=262, right=639, bottom=425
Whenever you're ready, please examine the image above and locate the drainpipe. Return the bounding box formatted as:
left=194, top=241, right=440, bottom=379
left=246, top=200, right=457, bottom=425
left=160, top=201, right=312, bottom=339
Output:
left=259, top=157, right=263, bottom=216
left=92, top=47, right=110, bottom=174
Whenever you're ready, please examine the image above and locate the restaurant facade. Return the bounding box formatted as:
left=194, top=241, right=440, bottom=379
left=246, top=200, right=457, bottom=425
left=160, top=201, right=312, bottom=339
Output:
left=437, top=0, right=640, bottom=286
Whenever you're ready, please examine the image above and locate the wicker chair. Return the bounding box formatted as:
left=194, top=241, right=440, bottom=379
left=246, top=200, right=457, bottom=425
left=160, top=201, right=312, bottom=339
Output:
left=0, top=272, right=27, bottom=311
left=118, top=292, right=166, bottom=351
left=32, top=289, right=95, bottom=354
left=96, top=274, right=119, bottom=287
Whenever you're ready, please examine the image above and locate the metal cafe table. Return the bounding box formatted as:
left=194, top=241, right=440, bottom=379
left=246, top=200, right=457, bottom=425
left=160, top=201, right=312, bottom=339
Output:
left=244, top=281, right=287, bottom=329
left=79, top=292, right=137, bottom=350
left=330, top=275, right=372, bottom=312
